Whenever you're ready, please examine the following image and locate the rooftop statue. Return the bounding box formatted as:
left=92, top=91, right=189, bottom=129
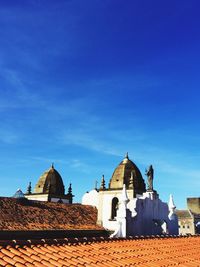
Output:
left=145, top=165, right=154, bottom=191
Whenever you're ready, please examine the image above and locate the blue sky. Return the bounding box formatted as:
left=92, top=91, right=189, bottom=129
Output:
left=0, top=0, right=200, bottom=208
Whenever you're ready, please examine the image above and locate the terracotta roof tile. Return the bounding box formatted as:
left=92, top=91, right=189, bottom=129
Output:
left=0, top=197, right=102, bottom=231
left=15, top=263, right=28, bottom=267
left=32, top=261, right=48, bottom=267
left=32, top=247, right=46, bottom=255
left=40, top=259, right=56, bottom=267
left=1, top=255, right=16, bottom=265
left=13, top=255, right=26, bottom=264
left=1, top=236, right=200, bottom=266
left=25, top=262, right=36, bottom=267
left=49, top=258, right=64, bottom=267
left=18, top=253, right=35, bottom=264
left=30, top=254, right=42, bottom=262
left=57, top=258, right=70, bottom=265
left=0, top=258, right=8, bottom=266
left=1, top=248, right=16, bottom=258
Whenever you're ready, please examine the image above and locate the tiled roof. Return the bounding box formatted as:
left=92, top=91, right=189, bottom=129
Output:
left=0, top=236, right=200, bottom=266
left=176, top=209, right=192, bottom=218
left=0, top=197, right=101, bottom=230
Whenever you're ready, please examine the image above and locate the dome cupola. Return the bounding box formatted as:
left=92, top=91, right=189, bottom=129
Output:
left=109, top=153, right=146, bottom=195
left=34, top=164, right=65, bottom=195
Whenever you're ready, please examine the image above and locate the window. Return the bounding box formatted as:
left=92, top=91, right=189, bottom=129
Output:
left=111, top=197, right=119, bottom=220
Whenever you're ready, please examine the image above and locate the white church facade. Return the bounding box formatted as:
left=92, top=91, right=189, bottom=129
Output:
left=82, top=153, right=178, bottom=237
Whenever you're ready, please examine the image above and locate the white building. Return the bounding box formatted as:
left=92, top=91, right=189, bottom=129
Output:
left=82, top=153, right=178, bottom=237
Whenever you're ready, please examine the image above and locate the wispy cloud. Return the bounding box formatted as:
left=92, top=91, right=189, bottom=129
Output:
left=69, top=159, right=92, bottom=173
left=0, top=129, right=19, bottom=144
left=135, top=146, right=200, bottom=189
left=61, top=130, right=121, bottom=156
left=0, top=68, right=47, bottom=110
left=30, top=156, right=92, bottom=175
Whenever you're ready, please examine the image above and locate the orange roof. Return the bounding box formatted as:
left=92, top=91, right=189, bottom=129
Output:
left=0, top=197, right=101, bottom=230
left=0, top=236, right=200, bottom=266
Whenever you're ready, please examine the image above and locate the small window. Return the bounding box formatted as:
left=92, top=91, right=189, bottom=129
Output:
left=183, top=225, right=185, bottom=228
left=111, top=197, right=119, bottom=220
left=187, top=225, right=190, bottom=229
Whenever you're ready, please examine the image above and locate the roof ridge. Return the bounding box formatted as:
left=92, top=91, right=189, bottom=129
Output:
left=0, top=234, right=199, bottom=248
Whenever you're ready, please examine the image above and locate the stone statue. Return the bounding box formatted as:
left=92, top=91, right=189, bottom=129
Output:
left=145, top=165, right=154, bottom=191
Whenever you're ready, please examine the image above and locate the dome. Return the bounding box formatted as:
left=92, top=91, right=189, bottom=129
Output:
left=13, top=189, right=25, bottom=199
left=34, top=164, right=65, bottom=195
left=109, top=153, right=146, bottom=195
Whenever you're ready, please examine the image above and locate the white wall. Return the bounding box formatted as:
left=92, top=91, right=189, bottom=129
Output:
left=25, top=194, right=49, bottom=201
left=82, top=188, right=178, bottom=236
left=82, top=189, right=99, bottom=208
left=25, top=194, right=69, bottom=204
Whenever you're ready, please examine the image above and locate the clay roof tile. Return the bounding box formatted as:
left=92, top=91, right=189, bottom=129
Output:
left=15, top=263, right=28, bottom=267
left=30, top=254, right=42, bottom=262
left=1, top=248, right=16, bottom=258
left=1, top=236, right=200, bottom=266
left=0, top=258, right=8, bottom=266
left=25, top=263, right=36, bottom=267
left=0, top=197, right=102, bottom=231
left=40, top=259, right=56, bottom=267
left=1, top=255, right=16, bottom=266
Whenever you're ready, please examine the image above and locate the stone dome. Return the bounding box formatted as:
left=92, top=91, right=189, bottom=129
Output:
left=13, top=189, right=25, bottom=199
left=34, top=164, right=65, bottom=195
left=109, top=153, right=146, bottom=195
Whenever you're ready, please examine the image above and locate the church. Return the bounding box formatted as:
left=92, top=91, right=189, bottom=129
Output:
left=25, top=164, right=74, bottom=204
left=82, top=153, right=178, bottom=237
left=1, top=154, right=196, bottom=266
